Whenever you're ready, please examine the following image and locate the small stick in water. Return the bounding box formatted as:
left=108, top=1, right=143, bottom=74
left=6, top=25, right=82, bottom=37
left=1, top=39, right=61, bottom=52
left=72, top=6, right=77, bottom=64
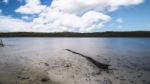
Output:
left=65, top=49, right=110, bottom=70
left=0, top=39, right=4, bottom=47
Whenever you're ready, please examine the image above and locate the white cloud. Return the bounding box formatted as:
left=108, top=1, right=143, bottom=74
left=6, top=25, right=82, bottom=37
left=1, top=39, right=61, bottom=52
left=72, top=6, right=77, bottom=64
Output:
left=116, top=18, right=124, bottom=29
left=51, top=0, right=144, bottom=13
left=0, top=15, right=32, bottom=32
left=31, top=9, right=111, bottom=32
left=1, top=0, right=144, bottom=32
left=116, top=18, right=124, bottom=24
left=108, top=0, right=144, bottom=11
left=3, top=0, right=9, bottom=3
left=21, top=16, right=30, bottom=20
left=15, top=0, right=46, bottom=14
left=0, top=9, right=2, bottom=14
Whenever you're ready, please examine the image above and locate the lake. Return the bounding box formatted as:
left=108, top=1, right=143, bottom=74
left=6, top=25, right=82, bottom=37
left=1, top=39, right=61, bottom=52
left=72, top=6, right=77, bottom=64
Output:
left=0, top=38, right=150, bottom=84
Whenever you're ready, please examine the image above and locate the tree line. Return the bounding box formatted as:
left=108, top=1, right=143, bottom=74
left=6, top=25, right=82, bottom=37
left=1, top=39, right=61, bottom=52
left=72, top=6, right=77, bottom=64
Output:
left=0, top=31, right=150, bottom=37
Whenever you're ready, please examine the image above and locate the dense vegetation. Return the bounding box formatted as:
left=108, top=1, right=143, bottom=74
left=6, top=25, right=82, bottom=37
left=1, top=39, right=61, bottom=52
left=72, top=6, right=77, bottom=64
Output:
left=0, top=31, right=150, bottom=37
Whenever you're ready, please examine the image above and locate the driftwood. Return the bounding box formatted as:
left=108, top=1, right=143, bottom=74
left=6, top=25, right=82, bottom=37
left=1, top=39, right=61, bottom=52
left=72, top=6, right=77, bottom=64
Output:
left=65, top=49, right=110, bottom=70
left=0, top=39, right=4, bottom=47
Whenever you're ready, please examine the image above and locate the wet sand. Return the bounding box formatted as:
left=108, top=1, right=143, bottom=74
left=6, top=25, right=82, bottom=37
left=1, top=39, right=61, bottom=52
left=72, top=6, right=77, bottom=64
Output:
left=0, top=38, right=150, bottom=84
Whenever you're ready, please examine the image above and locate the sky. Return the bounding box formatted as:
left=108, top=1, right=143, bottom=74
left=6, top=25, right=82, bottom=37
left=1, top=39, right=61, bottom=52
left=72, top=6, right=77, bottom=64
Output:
left=0, top=0, right=150, bottom=32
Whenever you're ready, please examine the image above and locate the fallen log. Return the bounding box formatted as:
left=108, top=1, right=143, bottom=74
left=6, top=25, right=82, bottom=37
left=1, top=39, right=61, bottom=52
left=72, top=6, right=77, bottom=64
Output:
left=65, top=49, right=110, bottom=70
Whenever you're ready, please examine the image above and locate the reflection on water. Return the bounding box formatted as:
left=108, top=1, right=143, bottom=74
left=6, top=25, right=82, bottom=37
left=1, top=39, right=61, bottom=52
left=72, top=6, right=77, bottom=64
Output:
left=0, top=38, right=150, bottom=84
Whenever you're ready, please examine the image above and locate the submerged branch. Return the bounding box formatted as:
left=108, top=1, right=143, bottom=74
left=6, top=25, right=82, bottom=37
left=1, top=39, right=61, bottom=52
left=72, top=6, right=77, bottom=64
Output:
left=65, top=49, right=110, bottom=70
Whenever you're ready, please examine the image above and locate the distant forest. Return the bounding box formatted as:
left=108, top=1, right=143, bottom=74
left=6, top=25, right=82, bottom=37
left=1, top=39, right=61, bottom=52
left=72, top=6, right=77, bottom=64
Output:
left=0, top=31, right=150, bottom=37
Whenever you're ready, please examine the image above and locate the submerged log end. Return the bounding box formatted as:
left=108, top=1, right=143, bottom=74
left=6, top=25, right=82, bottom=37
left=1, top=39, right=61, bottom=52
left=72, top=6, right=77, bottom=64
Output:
left=86, top=56, right=111, bottom=70
left=97, top=64, right=110, bottom=70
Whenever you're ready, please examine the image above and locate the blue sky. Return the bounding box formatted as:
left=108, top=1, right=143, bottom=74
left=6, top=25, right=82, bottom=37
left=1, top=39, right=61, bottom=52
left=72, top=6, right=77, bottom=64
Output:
left=0, top=0, right=150, bottom=32
left=106, top=0, right=150, bottom=31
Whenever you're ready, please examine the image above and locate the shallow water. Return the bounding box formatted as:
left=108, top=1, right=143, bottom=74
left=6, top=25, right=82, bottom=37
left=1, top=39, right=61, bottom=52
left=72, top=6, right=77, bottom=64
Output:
left=0, top=38, right=150, bottom=84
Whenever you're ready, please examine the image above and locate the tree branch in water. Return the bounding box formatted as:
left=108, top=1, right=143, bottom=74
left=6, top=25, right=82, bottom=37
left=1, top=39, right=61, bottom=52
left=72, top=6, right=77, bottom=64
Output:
left=65, top=49, right=110, bottom=70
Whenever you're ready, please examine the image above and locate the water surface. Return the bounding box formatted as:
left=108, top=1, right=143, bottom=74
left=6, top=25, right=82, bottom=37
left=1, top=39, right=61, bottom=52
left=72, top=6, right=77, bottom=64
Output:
left=0, top=38, right=150, bottom=84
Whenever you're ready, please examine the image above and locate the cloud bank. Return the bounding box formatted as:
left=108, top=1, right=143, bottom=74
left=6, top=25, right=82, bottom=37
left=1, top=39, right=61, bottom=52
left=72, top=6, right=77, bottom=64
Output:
left=0, top=16, right=31, bottom=32
left=0, top=0, right=144, bottom=32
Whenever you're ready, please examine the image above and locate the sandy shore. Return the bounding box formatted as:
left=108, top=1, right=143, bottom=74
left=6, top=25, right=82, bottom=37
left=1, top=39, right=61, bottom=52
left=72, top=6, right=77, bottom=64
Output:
left=0, top=48, right=149, bottom=84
